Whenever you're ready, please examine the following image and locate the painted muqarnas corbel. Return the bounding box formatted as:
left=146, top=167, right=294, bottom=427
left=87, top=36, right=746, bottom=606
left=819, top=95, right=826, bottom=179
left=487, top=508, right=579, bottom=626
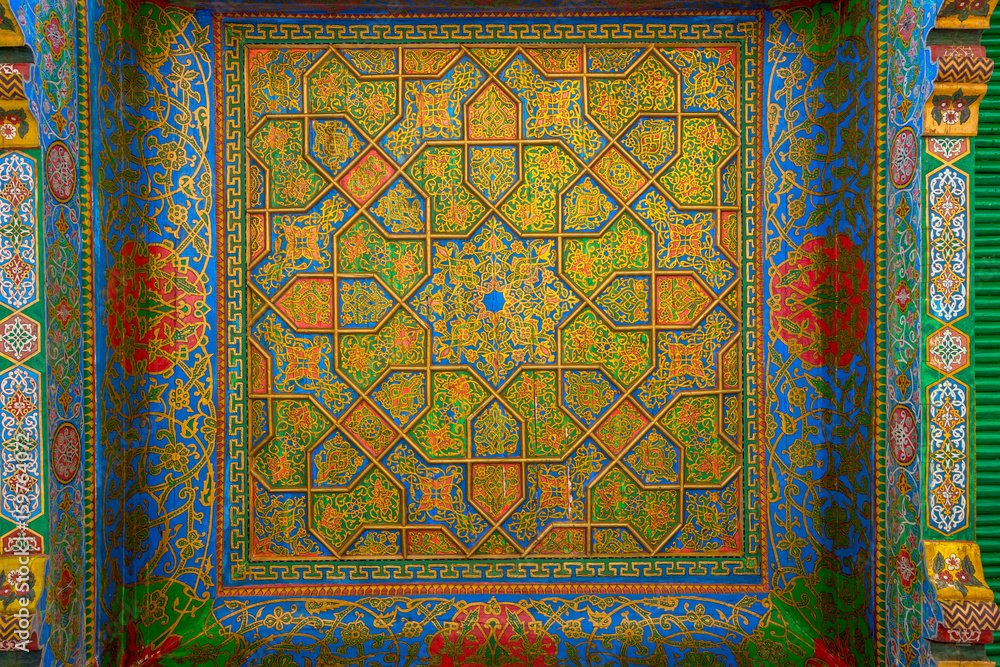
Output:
left=925, top=0, right=997, bottom=137
left=922, top=541, right=1000, bottom=664
left=0, top=0, right=34, bottom=152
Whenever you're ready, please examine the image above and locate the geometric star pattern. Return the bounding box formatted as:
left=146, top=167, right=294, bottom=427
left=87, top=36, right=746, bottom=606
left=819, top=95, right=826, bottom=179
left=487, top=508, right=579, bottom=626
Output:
left=243, top=43, right=744, bottom=559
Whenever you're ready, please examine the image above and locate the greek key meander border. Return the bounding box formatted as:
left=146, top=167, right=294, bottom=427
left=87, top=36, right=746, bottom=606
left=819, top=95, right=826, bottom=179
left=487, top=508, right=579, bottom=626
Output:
left=217, top=14, right=766, bottom=593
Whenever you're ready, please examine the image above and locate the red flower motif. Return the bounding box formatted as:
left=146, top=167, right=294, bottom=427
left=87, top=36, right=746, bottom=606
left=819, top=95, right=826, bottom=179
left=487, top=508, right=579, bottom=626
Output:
left=769, top=233, right=871, bottom=368
left=809, top=633, right=857, bottom=667
left=54, top=297, right=73, bottom=328
left=106, top=241, right=208, bottom=376
left=122, top=619, right=181, bottom=667
left=897, top=550, right=917, bottom=589
left=54, top=563, right=75, bottom=612
left=42, top=13, right=66, bottom=57
left=428, top=603, right=557, bottom=667
left=897, top=6, right=916, bottom=41
left=893, top=281, right=912, bottom=311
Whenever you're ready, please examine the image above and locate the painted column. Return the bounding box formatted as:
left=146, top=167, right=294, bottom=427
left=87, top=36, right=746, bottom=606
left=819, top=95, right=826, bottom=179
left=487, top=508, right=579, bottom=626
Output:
left=919, top=1, right=1000, bottom=663
left=885, top=0, right=930, bottom=663
left=0, top=0, right=51, bottom=654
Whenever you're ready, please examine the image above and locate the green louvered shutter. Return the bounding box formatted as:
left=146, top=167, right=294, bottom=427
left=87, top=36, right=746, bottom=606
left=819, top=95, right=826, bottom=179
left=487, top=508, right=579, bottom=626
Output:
left=975, top=25, right=1000, bottom=656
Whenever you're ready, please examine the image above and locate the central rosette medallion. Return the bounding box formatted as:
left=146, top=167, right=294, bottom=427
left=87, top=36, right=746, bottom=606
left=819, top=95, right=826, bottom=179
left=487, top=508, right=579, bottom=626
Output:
left=410, top=215, right=580, bottom=388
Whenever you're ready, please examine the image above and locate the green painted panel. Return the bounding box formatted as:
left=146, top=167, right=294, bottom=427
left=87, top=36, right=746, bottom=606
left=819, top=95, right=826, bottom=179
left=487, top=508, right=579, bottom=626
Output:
left=974, top=28, right=1000, bottom=656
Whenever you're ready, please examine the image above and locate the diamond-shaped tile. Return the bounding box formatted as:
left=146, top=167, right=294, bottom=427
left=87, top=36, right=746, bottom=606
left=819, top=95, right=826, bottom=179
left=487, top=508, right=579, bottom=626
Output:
left=622, top=428, right=680, bottom=486
left=309, top=429, right=369, bottom=489
left=368, top=177, right=425, bottom=234
left=620, top=117, right=677, bottom=173
left=341, top=400, right=398, bottom=459
left=593, top=146, right=647, bottom=201
left=338, top=149, right=395, bottom=205
left=561, top=175, right=618, bottom=233
left=370, top=370, right=427, bottom=429
left=562, top=369, right=619, bottom=427
left=309, top=118, right=367, bottom=178
left=594, top=398, right=648, bottom=456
